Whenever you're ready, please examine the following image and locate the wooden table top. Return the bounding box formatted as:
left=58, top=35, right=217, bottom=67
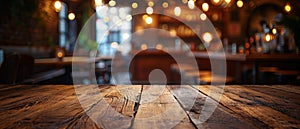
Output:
left=34, top=56, right=113, bottom=65
left=0, top=85, right=299, bottom=128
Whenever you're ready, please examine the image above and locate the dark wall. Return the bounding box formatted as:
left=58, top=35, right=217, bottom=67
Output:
left=0, top=0, right=59, bottom=46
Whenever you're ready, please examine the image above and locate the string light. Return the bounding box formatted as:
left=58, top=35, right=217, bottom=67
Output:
left=265, top=34, right=271, bottom=42
left=146, top=7, right=153, bottom=15
left=109, top=0, right=116, bottom=7
left=224, top=0, right=231, bottom=4
left=200, top=13, right=207, bottom=21
left=188, top=0, right=195, bottom=9
left=141, top=44, right=148, bottom=50
left=211, top=0, right=221, bottom=5
left=162, top=2, right=169, bottom=8
left=111, top=42, right=119, bottom=49
left=145, top=16, right=153, bottom=24
left=202, top=3, right=209, bottom=12
left=68, top=13, right=76, bottom=20
left=284, top=3, right=292, bottom=13
left=237, top=0, right=243, bottom=8
left=95, top=0, right=103, bottom=6
left=174, top=6, right=181, bottom=16
left=203, top=32, right=213, bottom=43
left=156, top=44, right=163, bottom=50
left=132, top=2, right=138, bottom=9
left=272, top=28, right=277, bottom=35
left=54, top=1, right=62, bottom=12
left=126, top=15, right=132, bottom=21
left=148, top=1, right=154, bottom=7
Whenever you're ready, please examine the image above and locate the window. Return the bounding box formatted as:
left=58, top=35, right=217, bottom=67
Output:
left=59, top=2, right=68, bottom=48
left=95, top=6, right=132, bottom=55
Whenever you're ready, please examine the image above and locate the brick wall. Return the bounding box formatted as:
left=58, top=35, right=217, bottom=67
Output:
left=0, top=0, right=58, bottom=46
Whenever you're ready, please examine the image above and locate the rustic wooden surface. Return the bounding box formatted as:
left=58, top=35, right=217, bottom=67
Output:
left=0, top=85, right=299, bottom=129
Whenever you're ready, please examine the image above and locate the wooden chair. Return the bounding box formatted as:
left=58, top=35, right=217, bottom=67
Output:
left=16, top=53, right=34, bottom=83
left=0, top=52, right=34, bottom=84
left=0, top=52, right=20, bottom=84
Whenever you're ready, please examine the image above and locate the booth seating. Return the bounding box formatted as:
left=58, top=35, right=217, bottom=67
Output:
left=0, top=50, right=65, bottom=85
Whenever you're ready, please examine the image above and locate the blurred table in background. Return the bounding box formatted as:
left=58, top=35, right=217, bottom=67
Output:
left=34, top=56, right=113, bottom=84
left=192, top=52, right=300, bottom=84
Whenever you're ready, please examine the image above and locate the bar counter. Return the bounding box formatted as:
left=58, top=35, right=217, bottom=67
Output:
left=0, top=85, right=299, bottom=128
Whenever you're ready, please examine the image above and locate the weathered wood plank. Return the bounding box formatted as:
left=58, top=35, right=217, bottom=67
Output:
left=224, top=86, right=300, bottom=120
left=133, top=85, right=196, bottom=129
left=197, top=85, right=300, bottom=128
left=168, top=85, right=256, bottom=129
left=0, top=85, right=101, bottom=128
left=1, top=85, right=300, bottom=129
left=75, top=85, right=142, bottom=129
left=246, top=85, right=300, bottom=110
left=0, top=85, right=142, bottom=129
left=267, top=85, right=300, bottom=95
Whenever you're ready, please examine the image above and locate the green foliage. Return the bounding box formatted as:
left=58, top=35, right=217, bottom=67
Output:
left=78, top=34, right=98, bottom=51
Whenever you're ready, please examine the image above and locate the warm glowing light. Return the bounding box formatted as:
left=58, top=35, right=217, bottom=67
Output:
left=186, top=15, right=192, bottom=21
left=200, top=13, right=207, bottom=21
left=174, top=6, right=181, bottom=16
left=265, top=34, right=271, bottom=42
left=224, top=0, right=231, bottom=4
left=145, top=16, right=153, bottom=24
left=272, top=28, right=277, bottom=34
left=148, top=1, right=154, bottom=7
left=143, top=14, right=148, bottom=20
left=162, top=2, right=169, bottom=8
left=136, top=26, right=144, bottom=35
left=57, top=52, right=63, bottom=58
left=141, top=44, right=148, bottom=50
left=126, top=15, right=132, bottom=21
left=170, top=29, right=177, bottom=37
left=122, top=33, right=130, bottom=40
left=203, top=32, right=213, bottom=43
left=95, top=0, right=103, bottom=6
left=132, top=2, right=138, bottom=9
left=146, top=7, right=154, bottom=15
left=237, top=0, right=243, bottom=8
left=156, top=44, right=163, bottom=50
left=68, top=13, right=76, bottom=20
left=284, top=3, right=291, bottom=13
left=188, top=0, right=195, bottom=9
left=182, top=0, right=188, bottom=4
left=54, top=1, right=62, bottom=12
left=211, top=0, right=221, bottom=5
left=104, top=16, right=110, bottom=22
left=202, top=3, right=209, bottom=12
left=212, top=13, right=219, bottom=21
left=111, top=42, right=119, bottom=48
left=109, top=0, right=116, bottom=7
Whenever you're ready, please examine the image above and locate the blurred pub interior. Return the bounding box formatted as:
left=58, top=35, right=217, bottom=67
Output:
left=0, top=0, right=300, bottom=85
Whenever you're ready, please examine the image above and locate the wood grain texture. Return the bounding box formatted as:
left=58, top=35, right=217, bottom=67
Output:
left=196, top=85, right=300, bottom=129
left=133, top=85, right=196, bottom=129
left=168, top=85, right=256, bottom=129
left=0, top=85, right=299, bottom=129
